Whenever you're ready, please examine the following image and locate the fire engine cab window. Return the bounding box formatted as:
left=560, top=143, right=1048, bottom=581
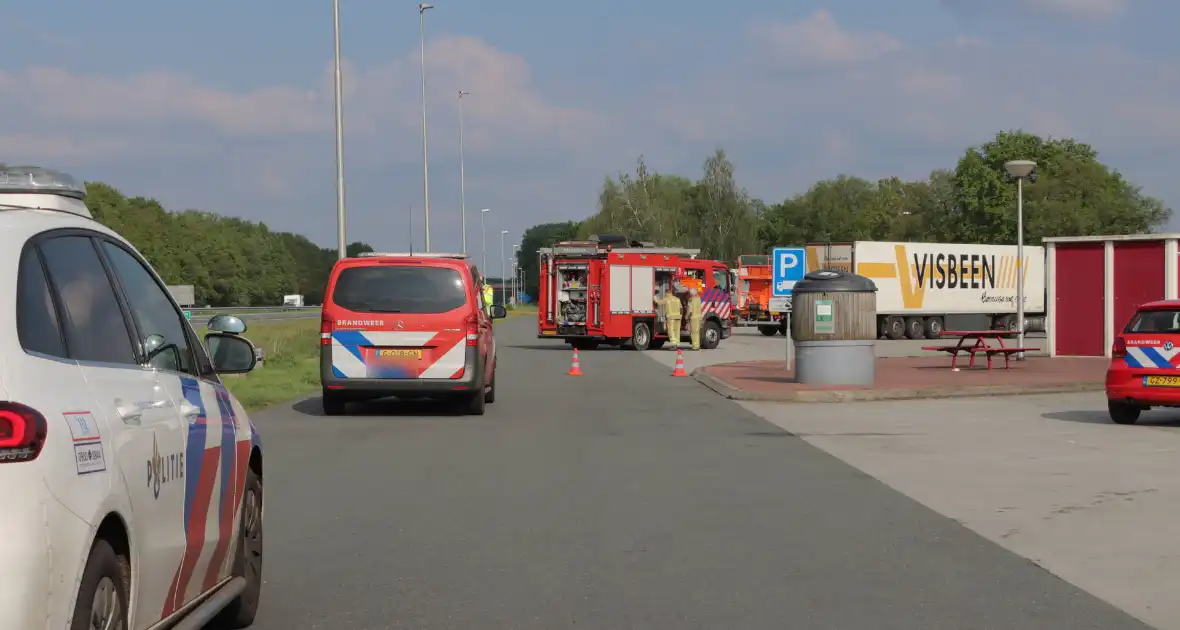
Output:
left=38, top=236, right=137, bottom=366
left=712, top=270, right=729, bottom=291
left=332, top=266, right=466, bottom=314
left=1126, top=310, right=1180, bottom=333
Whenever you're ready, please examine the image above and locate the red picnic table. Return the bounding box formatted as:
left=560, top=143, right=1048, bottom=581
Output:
left=921, top=330, right=1036, bottom=370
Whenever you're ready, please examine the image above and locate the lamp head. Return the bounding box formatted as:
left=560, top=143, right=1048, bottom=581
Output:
left=418, top=3, right=433, bottom=12
left=1004, top=160, right=1036, bottom=179
left=481, top=208, right=490, bottom=213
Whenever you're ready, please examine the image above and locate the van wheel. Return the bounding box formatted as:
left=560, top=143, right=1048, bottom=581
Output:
left=631, top=321, right=652, bottom=351
left=322, top=391, right=346, bottom=416
left=464, top=388, right=487, bottom=415
left=1108, top=401, right=1141, bottom=425
left=702, top=320, right=722, bottom=349
left=758, top=325, right=778, bottom=336
left=69, top=539, right=129, bottom=630
left=485, top=360, right=496, bottom=404
left=209, top=467, right=263, bottom=629
left=905, top=317, right=925, bottom=340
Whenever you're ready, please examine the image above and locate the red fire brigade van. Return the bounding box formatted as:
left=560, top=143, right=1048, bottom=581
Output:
left=537, top=235, right=733, bottom=350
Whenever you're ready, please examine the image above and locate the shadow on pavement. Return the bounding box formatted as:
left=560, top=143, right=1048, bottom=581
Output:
left=1043, top=409, right=1180, bottom=427
left=291, top=396, right=465, bottom=418
left=506, top=344, right=573, bottom=351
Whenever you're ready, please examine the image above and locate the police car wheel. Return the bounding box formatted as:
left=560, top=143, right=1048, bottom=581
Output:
left=70, top=538, right=129, bottom=630
left=1108, top=401, right=1141, bottom=425
left=209, top=467, right=263, bottom=629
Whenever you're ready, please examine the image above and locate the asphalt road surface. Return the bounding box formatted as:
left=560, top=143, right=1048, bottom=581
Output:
left=243, top=317, right=1151, bottom=630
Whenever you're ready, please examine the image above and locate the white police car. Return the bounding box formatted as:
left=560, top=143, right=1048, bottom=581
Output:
left=0, top=167, right=265, bottom=630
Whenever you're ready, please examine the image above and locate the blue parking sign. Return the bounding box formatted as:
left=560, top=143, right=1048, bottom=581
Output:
left=772, top=247, right=806, bottom=297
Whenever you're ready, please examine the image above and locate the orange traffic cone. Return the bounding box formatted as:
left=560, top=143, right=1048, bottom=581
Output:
left=567, top=347, right=583, bottom=376
left=671, top=348, right=688, bottom=377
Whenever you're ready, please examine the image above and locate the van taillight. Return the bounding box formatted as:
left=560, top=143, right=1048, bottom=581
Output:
left=1112, top=336, right=1127, bottom=358
left=0, top=403, right=48, bottom=463
left=321, top=314, right=333, bottom=346
left=466, top=315, right=480, bottom=346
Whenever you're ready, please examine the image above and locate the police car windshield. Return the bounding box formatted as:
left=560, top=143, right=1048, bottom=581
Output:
left=1126, top=309, right=1180, bottom=333
left=332, top=265, right=467, bottom=314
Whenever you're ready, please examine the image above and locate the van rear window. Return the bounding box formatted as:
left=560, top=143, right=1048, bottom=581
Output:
left=1126, top=310, right=1180, bottom=333
left=330, top=265, right=467, bottom=314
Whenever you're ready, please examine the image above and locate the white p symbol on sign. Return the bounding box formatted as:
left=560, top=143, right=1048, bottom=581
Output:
left=779, top=253, right=798, bottom=276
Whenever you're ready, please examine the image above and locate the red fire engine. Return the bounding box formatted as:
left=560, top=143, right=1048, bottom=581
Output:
left=537, top=235, right=734, bottom=351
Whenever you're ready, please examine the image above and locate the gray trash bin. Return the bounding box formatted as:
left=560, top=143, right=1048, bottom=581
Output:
left=790, top=269, right=878, bottom=385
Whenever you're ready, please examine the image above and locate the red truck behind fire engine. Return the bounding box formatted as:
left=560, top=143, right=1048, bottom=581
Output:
left=537, top=235, right=733, bottom=351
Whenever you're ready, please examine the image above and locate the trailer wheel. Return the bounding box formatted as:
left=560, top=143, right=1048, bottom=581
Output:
left=885, top=316, right=906, bottom=340
left=922, top=317, right=944, bottom=339
left=904, top=317, right=925, bottom=340
left=630, top=321, right=652, bottom=351
left=757, top=325, right=778, bottom=336
left=702, top=320, right=722, bottom=349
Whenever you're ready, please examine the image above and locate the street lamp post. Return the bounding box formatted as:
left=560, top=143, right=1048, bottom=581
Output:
left=458, top=90, right=470, bottom=255
left=512, top=244, right=520, bottom=304
left=480, top=208, right=490, bottom=274
left=332, top=0, right=347, bottom=259
left=1004, top=159, right=1037, bottom=360
left=418, top=3, right=434, bottom=251
left=500, top=230, right=508, bottom=306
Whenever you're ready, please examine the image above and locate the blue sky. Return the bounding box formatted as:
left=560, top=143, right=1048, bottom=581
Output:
left=2, top=0, right=1178, bottom=264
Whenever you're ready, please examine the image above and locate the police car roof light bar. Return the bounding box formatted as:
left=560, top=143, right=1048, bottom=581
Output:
left=0, top=166, right=92, bottom=218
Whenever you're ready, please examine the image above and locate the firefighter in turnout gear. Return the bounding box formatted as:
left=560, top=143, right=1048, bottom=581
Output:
left=482, top=282, right=495, bottom=316
left=655, top=287, right=683, bottom=348
left=687, top=287, right=703, bottom=350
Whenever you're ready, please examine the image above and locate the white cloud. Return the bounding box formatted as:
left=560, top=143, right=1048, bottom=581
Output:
left=940, top=0, right=1130, bottom=20
left=0, top=34, right=606, bottom=166
left=748, top=10, right=902, bottom=67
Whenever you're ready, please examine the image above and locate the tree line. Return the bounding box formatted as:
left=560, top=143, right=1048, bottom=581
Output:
left=83, top=181, right=373, bottom=306
left=515, top=130, right=1171, bottom=299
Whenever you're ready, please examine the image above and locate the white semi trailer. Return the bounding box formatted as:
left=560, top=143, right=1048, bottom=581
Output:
left=804, top=241, right=1046, bottom=340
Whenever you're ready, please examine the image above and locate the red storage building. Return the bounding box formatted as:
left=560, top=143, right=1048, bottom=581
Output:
left=1044, top=234, right=1179, bottom=357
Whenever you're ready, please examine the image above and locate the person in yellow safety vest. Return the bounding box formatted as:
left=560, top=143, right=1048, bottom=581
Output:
left=482, top=282, right=495, bottom=316
left=687, top=287, right=703, bottom=350
left=655, top=287, right=683, bottom=349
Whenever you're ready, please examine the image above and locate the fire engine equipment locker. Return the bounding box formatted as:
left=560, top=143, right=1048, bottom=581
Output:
left=791, top=269, right=878, bottom=386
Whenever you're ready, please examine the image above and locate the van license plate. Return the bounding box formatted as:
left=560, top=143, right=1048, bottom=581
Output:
left=377, top=349, right=422, bottom=359
left=1143, top=375, right=1180, bottom=387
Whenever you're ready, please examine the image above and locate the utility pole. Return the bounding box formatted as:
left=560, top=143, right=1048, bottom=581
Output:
left=332, top=0, right=347, bottom=259
left=418, top=3, right=434, bottom=251
left=458, top=90, right=470, bottom=255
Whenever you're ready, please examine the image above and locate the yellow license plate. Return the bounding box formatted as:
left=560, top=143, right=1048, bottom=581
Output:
left=541, top=330, right=556, bottom=335
left=1144, top=375, right=1180, bottom=387
left=377, top=349, right=422, bottom=359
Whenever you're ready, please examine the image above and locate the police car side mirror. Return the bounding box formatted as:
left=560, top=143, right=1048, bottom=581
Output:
left=205, top=332, right=258, bottom=374
left=490, top=305, right=508, bottom=319
left=207, top=314, right=247, bottom=335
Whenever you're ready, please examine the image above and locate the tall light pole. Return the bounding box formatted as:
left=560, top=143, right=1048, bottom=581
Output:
left=1004, top=159, right=1036, bottom=360
left=479, top=210, right=488, bottom=273
left=512, top=243, right=520, bottom=304
left=332, top=0, right=347, bottom=259
left=418, top=3, right=434, bottom=251
left=458, top=90, right=470, bottom=255
left=500, top=230, right=509, bottom=305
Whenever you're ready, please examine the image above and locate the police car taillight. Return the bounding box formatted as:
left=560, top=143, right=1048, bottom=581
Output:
left=466, top=315, right=480, bottom=346
left=321, top=314, right=333, bottom=346
left=1112, top=336, right=1127, bottom=358
left=0, top=403, right=48, bottom=463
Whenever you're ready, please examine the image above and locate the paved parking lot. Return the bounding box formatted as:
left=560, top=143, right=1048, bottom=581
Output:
left=734, top=391, right=1180, bottom=630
